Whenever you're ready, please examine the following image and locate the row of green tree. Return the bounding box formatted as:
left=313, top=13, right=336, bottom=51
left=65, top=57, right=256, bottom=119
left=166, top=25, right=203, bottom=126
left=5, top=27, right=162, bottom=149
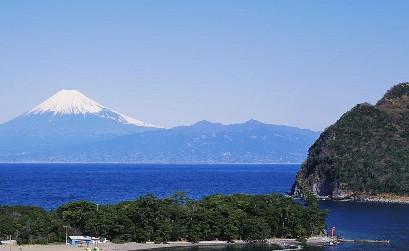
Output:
left=0, top=193, right=327, bottom=244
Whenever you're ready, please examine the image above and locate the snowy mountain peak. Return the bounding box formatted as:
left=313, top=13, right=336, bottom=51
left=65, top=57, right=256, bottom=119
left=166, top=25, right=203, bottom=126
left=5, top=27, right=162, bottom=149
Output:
left=26, top=89, right=161, bottom=128
left=29, top=89, right=105, bottom=115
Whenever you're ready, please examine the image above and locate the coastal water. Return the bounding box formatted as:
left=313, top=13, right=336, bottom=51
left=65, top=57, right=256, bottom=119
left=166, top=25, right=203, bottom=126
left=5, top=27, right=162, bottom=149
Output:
left=0, top=163, right=408, bottom=250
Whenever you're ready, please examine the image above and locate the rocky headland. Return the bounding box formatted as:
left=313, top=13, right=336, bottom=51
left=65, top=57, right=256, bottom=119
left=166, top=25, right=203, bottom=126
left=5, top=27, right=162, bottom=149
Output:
left=292, top=83, right=409, bottom=203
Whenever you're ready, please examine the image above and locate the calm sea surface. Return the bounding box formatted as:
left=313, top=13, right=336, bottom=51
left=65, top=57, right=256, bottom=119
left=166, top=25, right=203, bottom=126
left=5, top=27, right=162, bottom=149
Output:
left=0, top=163, right=407, bottom=250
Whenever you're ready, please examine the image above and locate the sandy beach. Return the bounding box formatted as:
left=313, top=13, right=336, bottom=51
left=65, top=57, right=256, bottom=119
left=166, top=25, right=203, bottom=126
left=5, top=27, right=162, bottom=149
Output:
left=0, top=237, right=334, bottom=251
left=0, top=241, right=249, bottom=251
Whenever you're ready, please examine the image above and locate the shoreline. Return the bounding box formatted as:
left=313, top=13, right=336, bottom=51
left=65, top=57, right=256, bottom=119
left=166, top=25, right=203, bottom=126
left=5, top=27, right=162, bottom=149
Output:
left=315, top=193, right=409, bottom=205
left=355, top=193, right=409, bottom=204
left=0, top=237, right=334, bottom=251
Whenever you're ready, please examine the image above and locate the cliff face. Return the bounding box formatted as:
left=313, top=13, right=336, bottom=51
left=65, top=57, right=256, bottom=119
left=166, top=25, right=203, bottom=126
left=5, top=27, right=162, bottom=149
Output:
left=292, top=83, right=409, bottom=200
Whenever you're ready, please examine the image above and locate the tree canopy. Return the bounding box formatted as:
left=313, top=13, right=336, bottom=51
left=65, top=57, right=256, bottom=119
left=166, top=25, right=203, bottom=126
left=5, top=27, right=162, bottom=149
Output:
left=0, top=193, right=327, bottom=244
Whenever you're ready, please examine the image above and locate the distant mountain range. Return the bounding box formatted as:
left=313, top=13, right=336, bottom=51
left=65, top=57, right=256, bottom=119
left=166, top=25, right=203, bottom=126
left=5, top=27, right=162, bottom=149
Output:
left=0, top=90, right=319, bottom=163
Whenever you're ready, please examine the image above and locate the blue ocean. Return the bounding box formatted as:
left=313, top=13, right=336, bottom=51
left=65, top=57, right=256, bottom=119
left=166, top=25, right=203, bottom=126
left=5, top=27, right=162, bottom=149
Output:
left=0, top=163, right=407, bottom=250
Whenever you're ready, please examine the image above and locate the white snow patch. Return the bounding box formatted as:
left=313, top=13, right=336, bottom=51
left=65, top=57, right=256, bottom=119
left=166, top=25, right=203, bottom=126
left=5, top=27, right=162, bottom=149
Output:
left=115, top=112, right=162, bottom=128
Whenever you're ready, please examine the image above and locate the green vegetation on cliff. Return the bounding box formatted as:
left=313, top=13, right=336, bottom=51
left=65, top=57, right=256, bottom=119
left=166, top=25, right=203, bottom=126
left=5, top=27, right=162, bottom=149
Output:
left=292, top=83, right=409, bottom=199
left=0, top=193, right=327, bottom=244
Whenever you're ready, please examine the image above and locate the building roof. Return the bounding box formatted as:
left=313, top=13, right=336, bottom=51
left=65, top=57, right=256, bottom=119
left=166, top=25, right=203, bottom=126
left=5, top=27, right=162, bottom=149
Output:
left=1, top=240, right=17, bottom=245
left=68, top=236, right=92, bottom=241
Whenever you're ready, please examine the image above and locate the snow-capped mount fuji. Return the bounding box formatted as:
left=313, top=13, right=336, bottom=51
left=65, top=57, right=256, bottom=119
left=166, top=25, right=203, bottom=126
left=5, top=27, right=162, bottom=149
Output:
left=26, top=89, right=159, bottom=128
left=0, top=89, right=320, bottom=163
left=0, top=90, right=162, bottom=160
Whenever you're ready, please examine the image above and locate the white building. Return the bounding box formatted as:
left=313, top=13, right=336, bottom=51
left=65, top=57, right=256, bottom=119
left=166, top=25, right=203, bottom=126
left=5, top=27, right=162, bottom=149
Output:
left=68, top=236, right=108, bottom=246
left=1, top=240, right=17, bottom=245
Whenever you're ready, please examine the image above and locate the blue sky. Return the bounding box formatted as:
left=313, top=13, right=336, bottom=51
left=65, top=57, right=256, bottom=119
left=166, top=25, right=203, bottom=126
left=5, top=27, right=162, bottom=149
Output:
left=1, top=1, right=409, bottom=130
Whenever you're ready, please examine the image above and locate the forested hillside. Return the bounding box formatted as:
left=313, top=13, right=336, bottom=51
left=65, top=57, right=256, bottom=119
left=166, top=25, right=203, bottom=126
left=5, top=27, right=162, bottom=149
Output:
left=292, top=83, right=409, bottom=200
